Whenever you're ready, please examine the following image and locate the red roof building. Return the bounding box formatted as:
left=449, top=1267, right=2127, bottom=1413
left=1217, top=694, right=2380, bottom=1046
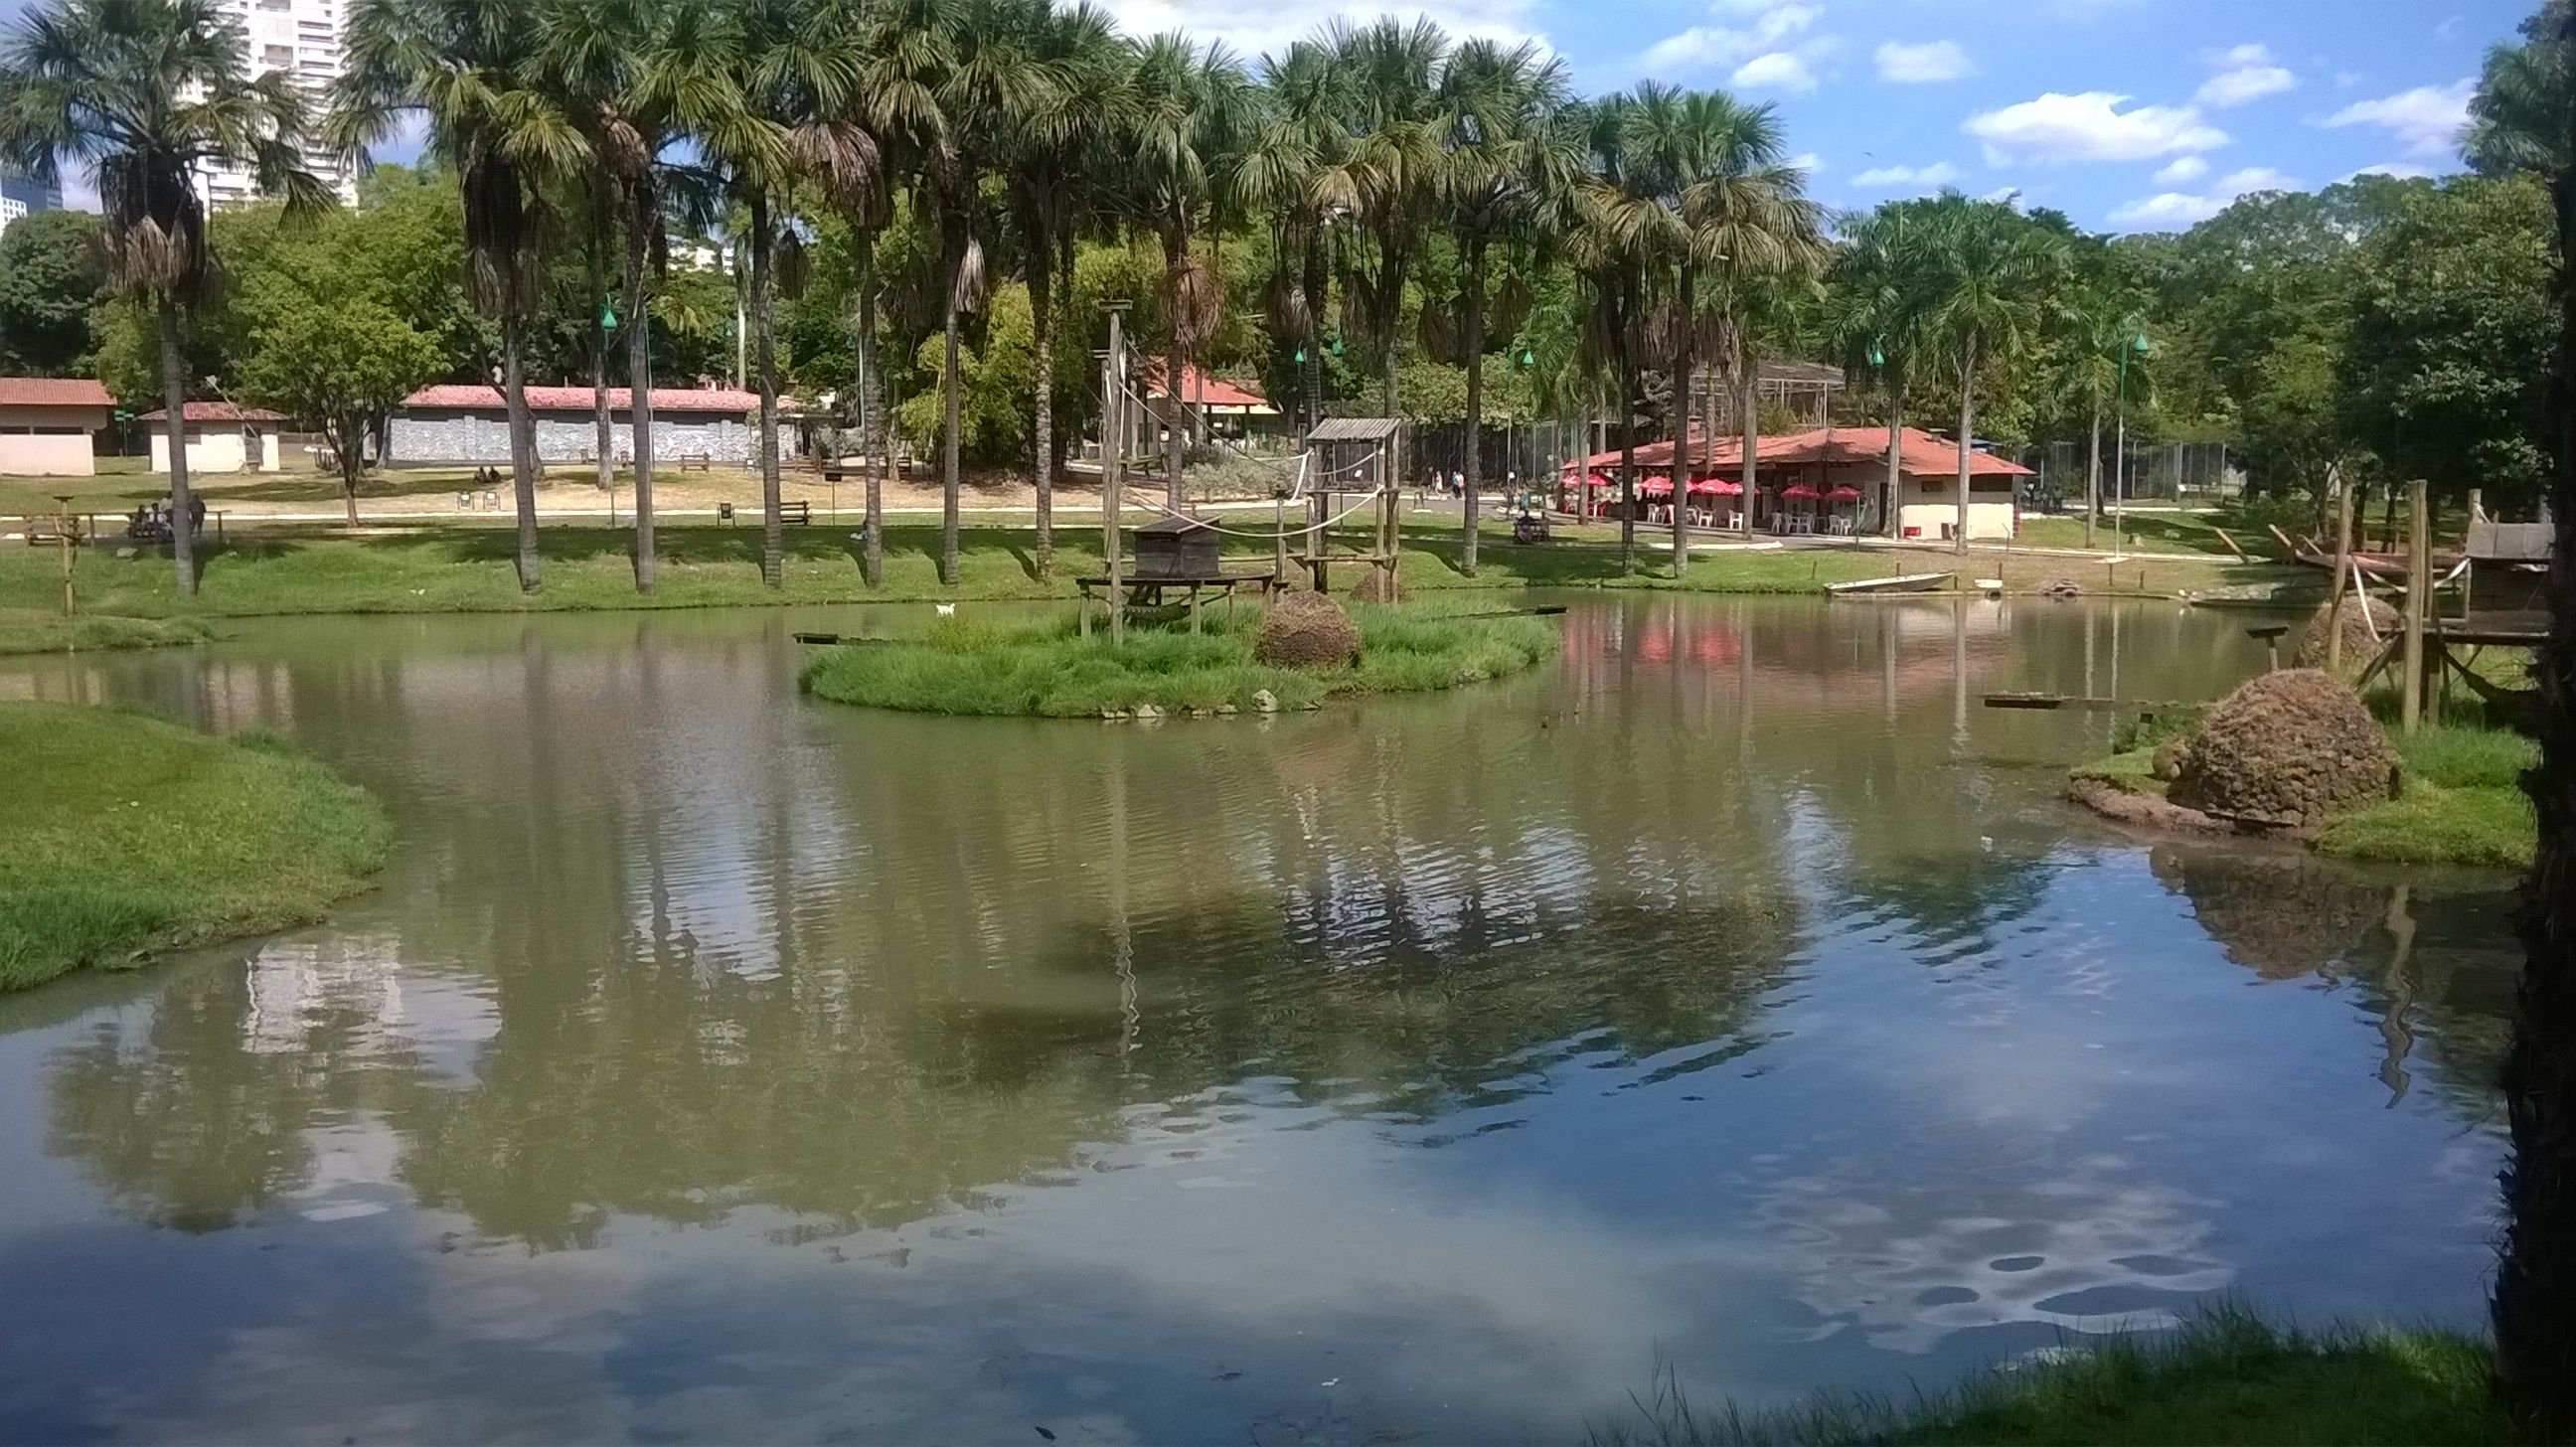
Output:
left=1570, top=424, right=2034, bottom=542
left=1135, top=363, right=1270, bottom=412
left=390, top=383, right=790, bottom=467
left=402, top=384, right=769, bottom=413
left=0, top=377, right=111, bottom=476
left=138, top=402, right=288, bottom=423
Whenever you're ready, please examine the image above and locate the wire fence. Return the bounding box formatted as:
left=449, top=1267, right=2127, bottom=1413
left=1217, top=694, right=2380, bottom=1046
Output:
left=2010, top=439, right=2240, bottom=509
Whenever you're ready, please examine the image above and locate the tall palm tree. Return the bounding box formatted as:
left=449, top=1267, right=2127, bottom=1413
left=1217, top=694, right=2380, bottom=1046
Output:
left=1918, top=194, right=2065, bottom=556
left=1567, top=90, right=1653, bottom=576
left=537, top=0, right=736, bottom=592
left=1238, top=38, right=1349, bottom=441
left=1000, top=0, right=1127, bottom=573
left=336, top=0, right=586, bottom=591
left=1127, top=32, right=1247, bottom=511
left=0, top=0, right=329, bottom=597
left=1436, top=37, right=1574, bottom=575
left=2051, top=279, right=2136, bottom=550
left=709, top=0, right=874, bottom=588
left=1320, top=17, right=1444, bottom=441
left=1823, top=202, right=1932, bottom=538
left=2468, top=2, right=2571, bottom=178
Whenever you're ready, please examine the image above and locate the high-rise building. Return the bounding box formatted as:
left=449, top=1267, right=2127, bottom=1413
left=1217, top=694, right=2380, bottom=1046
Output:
left=0, top=170, right=60, bottom=238
left=194, top=0, right=358, bottom=210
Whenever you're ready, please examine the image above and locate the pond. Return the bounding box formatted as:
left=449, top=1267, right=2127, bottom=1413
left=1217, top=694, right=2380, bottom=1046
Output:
left=0, top=594, right=2518, bottom=1444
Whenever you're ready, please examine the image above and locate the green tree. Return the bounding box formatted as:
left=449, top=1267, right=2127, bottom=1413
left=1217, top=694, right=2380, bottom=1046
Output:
left=0, top=0, right=328, bottom=596
left=1126, top=32, right=1248, bottom=512
left=1323, top=18, right=1445, bottom=438
left=2469, top=0, right=2571, bottom=178
left=1823, top=202, right=1935, bottom=537
left=239, top=296, right=440, bottom=524
left=335, top=0, right=590, bottom=592
left=1917, top=194, right=2067, bottom=554
left=2341, top=174, right=2556, bottom=517
left=0, top=206, right=99, bottom=373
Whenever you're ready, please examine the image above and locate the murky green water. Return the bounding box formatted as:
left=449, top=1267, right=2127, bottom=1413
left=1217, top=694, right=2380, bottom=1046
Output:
left=0, top=594, right=2517, bottom=1444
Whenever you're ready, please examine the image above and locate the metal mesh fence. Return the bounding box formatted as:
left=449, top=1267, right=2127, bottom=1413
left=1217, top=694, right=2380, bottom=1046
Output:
left=2011, top=439, right=2239, bottom=509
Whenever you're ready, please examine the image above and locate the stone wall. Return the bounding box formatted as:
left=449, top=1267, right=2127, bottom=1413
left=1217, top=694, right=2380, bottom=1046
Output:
left=390, top=409, right=777, bottom=466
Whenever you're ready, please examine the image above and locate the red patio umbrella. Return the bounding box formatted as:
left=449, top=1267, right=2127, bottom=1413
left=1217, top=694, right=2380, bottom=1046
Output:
left=1780, top=483, right=1821, bottom=502
left=1693, top=478, right=1744, bottom=496
left=1639, top=476, right=1674, bottom=498
left=1825, top=484, right=1862, bottom=503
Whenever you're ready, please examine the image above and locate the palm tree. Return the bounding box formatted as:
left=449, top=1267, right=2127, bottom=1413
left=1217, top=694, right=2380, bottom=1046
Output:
left=537, top=0, right=737, bottom=592
left=2051, top=279, right=2136, bottom=550
left=1567, top=90, right=1653, bottom=576
left=2468, top=1, right=2571, bottom=178
left=1823, top=202, right=1932, bottom=538
left=336, top=0, right=587, bottom=591
left=1436, top=37, right=1574, bottom=575
left=1918, top=194, right=2065, bottom=556
left=1237, top=38, right=1350, bottom=441
left=1127, top=32, right=1247, bottom=511
left=1320, top=18, right=1445, bottom=440
left=709, top=0, right=875, bottom=589
left=0, top=0, right=329, bottom=597
left=1000, top=0, right=1127, bottom=574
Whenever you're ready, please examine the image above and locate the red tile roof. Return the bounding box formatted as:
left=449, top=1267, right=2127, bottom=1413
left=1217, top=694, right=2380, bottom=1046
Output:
left=1578, top=425, right=2033, bottom=479
left=0, top=378, right=112, bottom=408
left=138, top=402, right=288, bottom=422
left=1136, top=363, right=1269, bottom=409
left=402, top=384, right=767, bottom=413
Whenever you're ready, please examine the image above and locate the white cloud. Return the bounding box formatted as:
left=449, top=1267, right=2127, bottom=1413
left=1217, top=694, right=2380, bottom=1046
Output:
left=1964, top=91, right=2228, bottom=164
left=2194, top=56, right=2295, bottom=109
left=2342, top=160, right=2434, bottom=181
left=1851, top=161, right=1964, bottom=191
left=1733, top=50, right=1819, bottom=92
left=2321, top=79, right=2475, bottom=157
left=1784, top=152, right=1825, bottom=173
left=1098, top=0, right=1544, bottom=67
left=1633, top=1, right=1820, bottom=76
left=1874, top=39, right=1972, bottom=83
left=2152, top=155, right=2209, bottom=185
left=2107, top=165, right=2300, bottom=229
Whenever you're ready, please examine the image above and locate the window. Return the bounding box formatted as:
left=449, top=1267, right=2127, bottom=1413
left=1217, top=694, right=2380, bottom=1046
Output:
left=261, top=43, right=293, bottom=67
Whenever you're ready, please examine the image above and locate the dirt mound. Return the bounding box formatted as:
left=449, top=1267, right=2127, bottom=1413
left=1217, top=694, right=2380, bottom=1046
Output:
left=2291, top=593, right=2401, bottom=678
left=2170, top=668, right=2400, bottom=829
left=1252, top=590, right=1362, bottom=670
left=1348, top=567, right=1409, bottom=604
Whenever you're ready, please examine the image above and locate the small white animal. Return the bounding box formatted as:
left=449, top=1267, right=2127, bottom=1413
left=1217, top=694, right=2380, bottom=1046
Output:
left=935, top=602, right=956, bottom=616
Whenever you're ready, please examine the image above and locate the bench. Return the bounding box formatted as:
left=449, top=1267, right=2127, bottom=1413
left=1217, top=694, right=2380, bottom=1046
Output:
left=781, top=500, right=811, bottom=526
left=677, top=452, right=712, bottom=473
left=21, top=515, right=79, bottom=546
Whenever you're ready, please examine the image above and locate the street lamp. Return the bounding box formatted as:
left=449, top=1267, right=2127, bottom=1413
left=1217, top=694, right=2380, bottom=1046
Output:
left=601, top=298, right=622, bottom=526
left=2113, top=326, right=2150, bottom=556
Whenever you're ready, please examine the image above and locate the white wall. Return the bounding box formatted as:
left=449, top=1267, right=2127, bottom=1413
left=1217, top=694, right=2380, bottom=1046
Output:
left=150, top=426, right=281, bottom=474
left=0, top=404, right=103, bottom=475
left=1894, top=475, right=2016, bottom=541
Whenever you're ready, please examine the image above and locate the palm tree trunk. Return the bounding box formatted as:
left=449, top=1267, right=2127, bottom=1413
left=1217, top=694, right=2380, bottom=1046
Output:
left=1882, top=388, right=1902, bottom=539
left=2085, top=399, right=2101, bottom=551
left=751, top=195, right=782, bottom=589
left=1954, top=337, right=1977, bottom=557
left=1031, top=245, right=1055, bottom=578
left=1461, top=240, right=1487, bottom=577
left=154, top=297, right=197, bottom=596
left=338, top=412, right=363, bottom=528
left=1739, top=364, right=1759, bottom=539
left=860, top=274, right=885, bottom=588
left=1670, top=274, right=1692, bottom=577
left=2495, top=50, right=2576, bottom=1433
left=501, top=311, right=542, bottom=591
left=1166, top=337, right=1184, bottom=510
left=625, top=188, right=658, bottom=592
left=1618, top=360, right=1636, bottom=577
left=592, top=324, right=614, bottom=495
left=941, top=294, right=962, bottom=586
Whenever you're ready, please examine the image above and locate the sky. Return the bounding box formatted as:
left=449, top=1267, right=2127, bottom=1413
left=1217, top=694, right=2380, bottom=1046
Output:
left=10, top=0, right=2538, bottom=234
left=1102, top=0, right=2532, bottom=233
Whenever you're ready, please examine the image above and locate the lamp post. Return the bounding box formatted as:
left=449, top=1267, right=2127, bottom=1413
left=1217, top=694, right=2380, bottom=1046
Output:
left=2113, top=326, right=2150, bottom=557
left=600, top=299, right=621, bottom=526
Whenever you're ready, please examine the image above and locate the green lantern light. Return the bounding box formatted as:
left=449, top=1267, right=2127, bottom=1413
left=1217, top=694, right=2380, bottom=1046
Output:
left=1294, top=345, right=1307, bottom=364
left=2130, top=332, right=2152, bottom=357
left=1329, top=336, right=1344, bottom=357
left=1868, top=340, right=1884, bottom=368
left=1518, top=348, right=1534, bottom=369
left=601, top=301, right=619, bottom=331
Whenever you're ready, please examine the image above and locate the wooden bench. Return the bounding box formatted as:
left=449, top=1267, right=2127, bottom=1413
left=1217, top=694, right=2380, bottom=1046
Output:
left=21, top=515, right=78, bottom=546
left=781, top=500, right=811, bottom=526
left=677, top=452, right=713, bottom=473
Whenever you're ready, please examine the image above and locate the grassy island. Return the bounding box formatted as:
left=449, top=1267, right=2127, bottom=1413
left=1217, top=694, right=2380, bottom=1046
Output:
left=1603, top=1311, right=2506, bottom=1446
left=0, top=704, right=391, bottom=992
left=2071, top=719, right=2536, bottom=870
left=800, top=601, right=1561, bottom=718
left=0, top=608, right=211, bottom=655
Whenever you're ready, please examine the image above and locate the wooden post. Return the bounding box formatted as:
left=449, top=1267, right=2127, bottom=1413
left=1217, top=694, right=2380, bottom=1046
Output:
left=54, top=494, right=74, bottom=616
left=2326, top=471, right=2354, bottom=671
left=1102, top=302, right=1131, bottom=644
left=1273, top=494, right=1288, bottom=585
left=2400, top=477, right=2428, bottom=734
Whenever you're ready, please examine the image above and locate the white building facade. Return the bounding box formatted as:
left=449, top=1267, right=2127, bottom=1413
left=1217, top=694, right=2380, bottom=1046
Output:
left=194, top=0, right=358, bottom=209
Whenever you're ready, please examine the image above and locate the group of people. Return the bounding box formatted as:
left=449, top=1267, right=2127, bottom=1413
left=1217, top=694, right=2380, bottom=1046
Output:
left=122, top=494, right=206, bottom=544
left=1418, top=469, right=1530, bottom=511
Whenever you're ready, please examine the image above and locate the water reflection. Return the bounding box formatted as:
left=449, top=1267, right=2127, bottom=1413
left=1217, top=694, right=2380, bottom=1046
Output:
left=0, top=595, right=2521, bottom=1443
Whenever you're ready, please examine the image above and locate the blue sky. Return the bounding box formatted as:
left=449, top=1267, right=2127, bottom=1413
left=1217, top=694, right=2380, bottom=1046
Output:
left=10, top=0, right=2534, bottom=233
left=1111, top=0, right=2530, bottom=232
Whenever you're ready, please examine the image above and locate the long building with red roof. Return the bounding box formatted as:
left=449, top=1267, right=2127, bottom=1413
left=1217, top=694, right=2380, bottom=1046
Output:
left=1572, top=424, right=2034, bottom=541
left=390, top=383, right=789, bottom=467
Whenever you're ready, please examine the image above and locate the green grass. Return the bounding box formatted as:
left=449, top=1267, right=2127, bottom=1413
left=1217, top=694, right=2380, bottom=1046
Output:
left=2072, top=718, right=2537, bottom=870
left=1596, top=1308, right=2508, bottom=1446
left=799, top=599, right=1562, bottom=718
left=0, top=608, right=211, bottom=655
left=0, top=703, right=391, bottom=991
left=0, top=518, right=2283, bottom=621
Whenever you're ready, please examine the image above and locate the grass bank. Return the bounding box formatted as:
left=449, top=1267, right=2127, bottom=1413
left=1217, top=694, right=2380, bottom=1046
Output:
left=1596, top=1310, right=2506, bottom=1445
left=2070, top=720, right=2535, bottom=869
left=0, top=518, right=2288, bottom=620
left=801, top=600, right=1562, bottom=717
left=0, top=704, right=391, bottom=992
left=0, top=608, right=210, bottom=655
